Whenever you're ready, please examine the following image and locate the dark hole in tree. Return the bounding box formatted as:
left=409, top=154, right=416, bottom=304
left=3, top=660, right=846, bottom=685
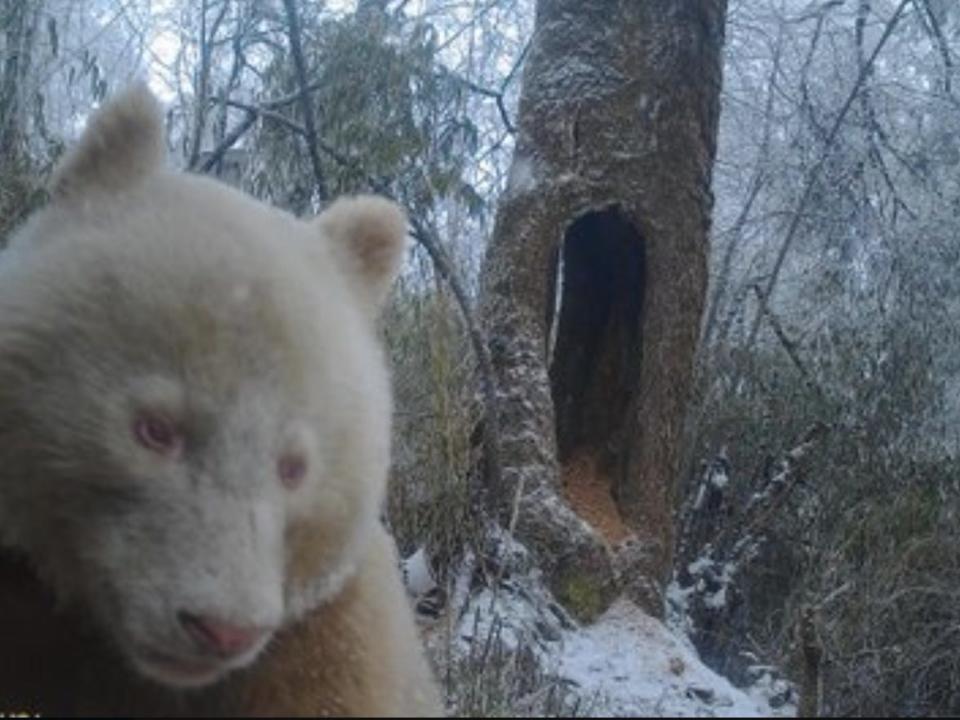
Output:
left=547, top=208, right=645, bottom=537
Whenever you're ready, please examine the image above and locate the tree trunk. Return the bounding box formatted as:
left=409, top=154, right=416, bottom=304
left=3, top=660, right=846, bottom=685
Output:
left=478, top=0, right=726, bottom=617
left=0, top=0, right=43, bottom=245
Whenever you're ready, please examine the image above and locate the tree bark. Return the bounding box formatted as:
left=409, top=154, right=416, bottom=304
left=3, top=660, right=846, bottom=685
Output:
left=0, top=0, right=44, bottom=244
left=478, top=0, right=727, bottom=617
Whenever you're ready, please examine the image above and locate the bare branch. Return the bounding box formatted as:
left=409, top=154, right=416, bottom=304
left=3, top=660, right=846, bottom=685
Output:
left=281, top=0, right=328, bottom=203
left=198, top=110, right=257, bottom=173
left=916, top=0, right=954, bottom=95
left=741, top=0, right=913, bottom=357
left=751, top=283, right=811, bottom=381
left=455, top=76, right=515, bottom=134
left=442, top=38, right=529, bottom=137
left=221, top=98, right=306, bottom=136
left=702, top=22, right=782, bottom=352
left=500, top=38, right=531, bottom=92
left=188, top=0, right=231, bottom=170
left=260, top=80, right=328, bottom=109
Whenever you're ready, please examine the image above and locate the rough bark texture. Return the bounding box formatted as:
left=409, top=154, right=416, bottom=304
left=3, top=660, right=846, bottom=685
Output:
left=479, top=0, right=726, bottom=618
left=0, top=0, right=44, bottom=245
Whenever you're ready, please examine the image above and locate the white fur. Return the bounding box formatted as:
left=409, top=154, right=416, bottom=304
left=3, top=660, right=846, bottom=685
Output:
left=0, top=83, right=409, bottom=690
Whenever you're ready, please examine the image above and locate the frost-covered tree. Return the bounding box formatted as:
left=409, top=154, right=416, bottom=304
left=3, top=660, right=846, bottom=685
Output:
left=478, top=0, right=728, bottom=618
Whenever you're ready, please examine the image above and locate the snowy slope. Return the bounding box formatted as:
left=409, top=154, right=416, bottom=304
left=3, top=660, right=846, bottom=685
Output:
left=555, top=598, right=792, bottom=717
left=411, top=545, right=795, bottom=718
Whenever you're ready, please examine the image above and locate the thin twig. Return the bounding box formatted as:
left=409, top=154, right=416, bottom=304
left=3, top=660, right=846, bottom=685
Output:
left=751, top=283, right=809, bottom=380
left=742, top=0, right=913, bottom=357
left=450, top=74, right=515, bottom=134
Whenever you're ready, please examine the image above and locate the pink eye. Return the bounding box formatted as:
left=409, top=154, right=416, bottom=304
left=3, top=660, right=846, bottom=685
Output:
left=278, top=454, right=307, bottom=490
left=133, top=414, right=182, bottom=456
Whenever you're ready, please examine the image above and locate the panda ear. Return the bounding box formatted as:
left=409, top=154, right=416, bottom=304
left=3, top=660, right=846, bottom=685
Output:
left=51, top=82, right=166, bottom=201
left=314, top=195, right=408, bottom=315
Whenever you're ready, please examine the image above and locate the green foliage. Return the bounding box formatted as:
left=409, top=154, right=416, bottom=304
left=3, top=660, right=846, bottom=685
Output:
left=0, top=154, right=47, bottom=246
left=822, top=462, right=960, bottom=716
left=251, top=7, right=483, bottom=219
left=689, top=316, right=960, bottom=714
left=841, top=484, right=941, bottom=566
left=382, top=275, right=479, bottom=575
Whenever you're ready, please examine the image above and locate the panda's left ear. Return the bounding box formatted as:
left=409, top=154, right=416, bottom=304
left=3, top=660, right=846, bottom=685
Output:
left=314, top=195, right=408, bottom=315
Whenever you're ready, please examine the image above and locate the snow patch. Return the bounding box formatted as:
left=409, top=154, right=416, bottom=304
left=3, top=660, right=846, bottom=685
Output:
left=711, top=468, right=729, bottom=489
left=693, top=483, right=707, bottom=511
left=444, top=564, right=796, bottom=717
left=556, top=599, right=791, bottom=717
left=400, top=546, right=435, bottom=598
left=687, top=555, right=715, bottom=577
left=506, top=155, right=538, bottom=195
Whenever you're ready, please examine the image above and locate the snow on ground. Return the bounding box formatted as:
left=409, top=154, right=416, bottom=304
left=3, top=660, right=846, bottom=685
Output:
left=555, top=598, right=792, bottom=717
left=431, top=550, right=795, bottom=718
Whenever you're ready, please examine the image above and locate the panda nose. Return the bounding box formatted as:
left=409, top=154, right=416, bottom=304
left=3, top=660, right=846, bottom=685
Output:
left=178, top=611, right=270, bottom=658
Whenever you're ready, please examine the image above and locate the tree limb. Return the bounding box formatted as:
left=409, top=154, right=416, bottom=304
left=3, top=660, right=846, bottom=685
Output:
left=188, top=0, right=231, bottom=170
left=457, top=76, right=515, bottom=134
left=281, top=0, right=328, bottom=203
left=221, top=98, right=306, bottom=136
left=198, top=110, right=257, bottom=173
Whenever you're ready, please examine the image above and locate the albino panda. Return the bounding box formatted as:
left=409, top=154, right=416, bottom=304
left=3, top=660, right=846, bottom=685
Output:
left=0, top=84, right=442, bottom=717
